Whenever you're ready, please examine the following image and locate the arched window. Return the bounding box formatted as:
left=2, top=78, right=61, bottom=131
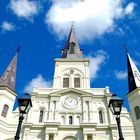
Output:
left=74, top=77, right=80, bottom=88
left=63, top=78, right=69, bottom=88
left=99, top=111, right=103, bottom=124
left=1, top=104, right=9, bottom=118
left=69, top=42, right=75, bottom=54
left=39, top=110, right=44, bottom=123
left=135, top=106, right=140, bottom=120
left=77, top=116, right=80, bottom=124
left=69, top=116, right=73, bottom=125
left=61, top=116, right=65, bottom=124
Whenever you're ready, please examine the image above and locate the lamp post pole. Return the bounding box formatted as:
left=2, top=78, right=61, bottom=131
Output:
left=14, top=93, right=32, bottom=140
left=108, top=94, right=124, bottom=140
left=14, top=114, right=24, bottom=140
left=116, top=116, right=124, bottom=140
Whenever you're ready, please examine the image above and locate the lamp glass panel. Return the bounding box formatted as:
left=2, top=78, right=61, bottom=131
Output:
left=110, top=104, right=115, bottom=114
left=114, top=106, right=121, bottom=113
left=19, top=100, right=28, bottom=112
left=26, top=102, right=31, bottom=113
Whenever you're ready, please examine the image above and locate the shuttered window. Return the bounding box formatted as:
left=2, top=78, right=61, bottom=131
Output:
left=1, top=104, right=9, bottom=118
left=63, top=78, right=69, bottom=88
left=69, top=42, right=75, bottom=54
left=39, top=110, right=44, bottom=123
left=135, top=106, right=140, bottom=120
left=69, top=116, right=73, bottom=124
left=74, top=77, right=80, bottom=88
left=99, top=111, right=103, bottom=124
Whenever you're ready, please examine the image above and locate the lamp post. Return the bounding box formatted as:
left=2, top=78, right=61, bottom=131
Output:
left=14, top=93, right=32, bottom=140
left=108, top=94, right=124, bottom=140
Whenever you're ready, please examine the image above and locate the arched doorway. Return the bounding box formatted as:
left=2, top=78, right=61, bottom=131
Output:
left=63, top=136, right=77, bottom=140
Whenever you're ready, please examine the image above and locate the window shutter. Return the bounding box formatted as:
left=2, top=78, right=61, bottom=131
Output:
left=63, top=78, right=69, bottom=88
left=1, top=105, right=9, bottom=118
left=135, top=106, right=140, bottom=120
left=74, top=78, right=80, bottom=88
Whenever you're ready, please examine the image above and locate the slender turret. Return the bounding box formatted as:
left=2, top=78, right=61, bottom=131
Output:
left=125, top=48, right=140, bottom=93
left=0, top=46, right=20, bottom=91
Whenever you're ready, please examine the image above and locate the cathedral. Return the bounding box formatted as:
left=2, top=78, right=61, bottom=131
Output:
left=0, top=26, right=140, bottom=140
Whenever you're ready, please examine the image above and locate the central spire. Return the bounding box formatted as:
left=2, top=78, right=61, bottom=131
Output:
left=61, top=25, right=83, bottom=58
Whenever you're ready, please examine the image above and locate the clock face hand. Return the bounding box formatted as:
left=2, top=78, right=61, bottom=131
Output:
left=63, top=97, right=78, bottom=109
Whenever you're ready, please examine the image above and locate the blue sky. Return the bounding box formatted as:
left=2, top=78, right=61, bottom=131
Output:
left=0, top=0, right=140, bottom=110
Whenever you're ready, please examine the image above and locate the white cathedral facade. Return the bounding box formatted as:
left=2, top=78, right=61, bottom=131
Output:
left=0, top=26, right=140, bottom=140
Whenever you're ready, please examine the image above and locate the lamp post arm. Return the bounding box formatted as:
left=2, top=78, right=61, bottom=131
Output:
left=14, top=114, right=24, bottom=140
left=116, top=116, right=124, bottom=140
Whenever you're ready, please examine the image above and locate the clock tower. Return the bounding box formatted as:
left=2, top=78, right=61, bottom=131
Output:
left=53, top=25, right=90, bottom=89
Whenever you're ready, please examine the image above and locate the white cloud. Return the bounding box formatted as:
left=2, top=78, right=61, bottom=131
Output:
left=115, top=70, right=127, bottom=80
left=124, top=2, right=135, bottom=15
left=46, top=0, right=135, bottom=42
left=1, top=21, right=15, bottom=31
left=9, top=0, right=39, bottom=20
left=89, top=50, right=108, bottom=80
left=24, top=74, right=52, bottom=92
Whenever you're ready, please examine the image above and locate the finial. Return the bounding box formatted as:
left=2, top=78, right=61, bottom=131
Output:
left=123, top=44, right=128, bottom=53
left=71, top=21, right=75, bottom=28
left=16, top=43, right=21, bottom=53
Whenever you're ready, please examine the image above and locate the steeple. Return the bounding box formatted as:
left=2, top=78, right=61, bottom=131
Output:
left=125, top=47, right=140, bottom=93
left=0, top=45, right=20, bottom=91
left=61, top=25, right=83, bottom=58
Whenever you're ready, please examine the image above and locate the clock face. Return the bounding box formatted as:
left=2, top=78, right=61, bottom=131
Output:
left=64, top=97, right=78, bottom=109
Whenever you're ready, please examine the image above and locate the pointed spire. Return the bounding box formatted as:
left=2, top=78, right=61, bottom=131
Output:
left=0, top=44, right=20, bottom=91
left=61, top=25, right=83, bottom=58
left=125, top=45, right=140, bottom=93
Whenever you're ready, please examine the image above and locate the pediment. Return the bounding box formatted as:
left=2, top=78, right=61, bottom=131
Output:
left=49, top=88, right=93, bottom=97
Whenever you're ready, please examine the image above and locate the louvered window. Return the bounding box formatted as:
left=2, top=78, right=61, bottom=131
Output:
left=74, top=77, right=80, bottom=88
left=69, top=116, right=73, bottom=124
left=39, top=110, right=44, bottom=123
left=135, top=106, right=140, bottom=120
left=69, top=42, right=75, bottom=54
left=99, top=111, right=103, bottom=123
left=63, top=78, right=69, bottom=88
left=1, top=104, right=9, bottom=118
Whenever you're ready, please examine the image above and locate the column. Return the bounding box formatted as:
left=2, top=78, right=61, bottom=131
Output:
left=45, top=133, right=49, bottom=140
left=23, top=132, right=29, bottom=140
left=54, top=133, right=58, bottom=140
left=22, top=128, right=30, bottom=140
left=89, top=101, right=93, bottom=122
left=53, top=101, right=56, bottom=120
left=55, top=100, right=59, bottom=120
left=92, top=134, right=96, bottom=140
left=83, top=101, right=88, bottom=122
left=84, top=134, right=87, bottom=140
left=49, top=101, right=53, bottom=120
left=70, top=73, right=74, bottom=88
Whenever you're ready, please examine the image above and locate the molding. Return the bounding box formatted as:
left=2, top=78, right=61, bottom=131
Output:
left=54, top=58, right=90, bottom=62
left=0, top=86, right=17, bottom=97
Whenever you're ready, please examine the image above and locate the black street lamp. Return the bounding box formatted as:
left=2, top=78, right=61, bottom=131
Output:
left=14, top=93, right=32, bottom=140
left=108, top=94, right=124, bottom=140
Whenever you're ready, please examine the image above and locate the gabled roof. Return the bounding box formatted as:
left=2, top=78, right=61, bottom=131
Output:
left=126, top=48, right=140, bottom=93
left=49, top=88, right=94, bottom=97
left=0, top=46, right=20, bottom=91
left=61, top=25, right=83, bottom=58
